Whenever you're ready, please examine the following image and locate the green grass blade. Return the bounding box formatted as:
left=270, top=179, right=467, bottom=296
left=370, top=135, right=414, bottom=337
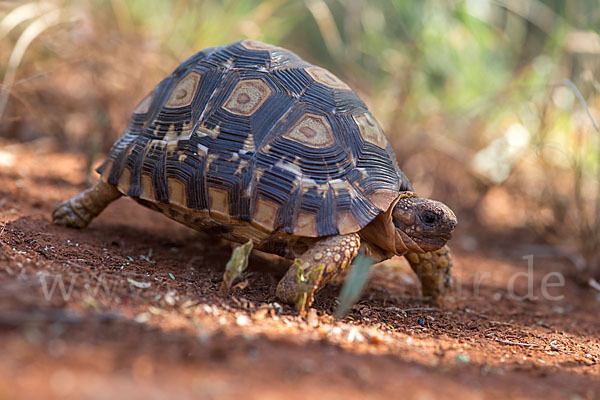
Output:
left=335, top=255, right=374, bottom=318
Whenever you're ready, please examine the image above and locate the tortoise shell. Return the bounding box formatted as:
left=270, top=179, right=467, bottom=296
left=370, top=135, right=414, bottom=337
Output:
left=97, top=40, right=412, bottom=250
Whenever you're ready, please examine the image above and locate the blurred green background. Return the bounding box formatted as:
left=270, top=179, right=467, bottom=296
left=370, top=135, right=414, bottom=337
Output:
left=1, top=0, right=599, bottom=276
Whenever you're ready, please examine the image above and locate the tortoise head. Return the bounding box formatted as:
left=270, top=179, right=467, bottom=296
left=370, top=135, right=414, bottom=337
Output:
left=391, top=192, right=457, bottom=253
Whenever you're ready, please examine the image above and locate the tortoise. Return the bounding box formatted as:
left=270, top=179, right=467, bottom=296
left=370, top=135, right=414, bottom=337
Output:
left=52, top=40, right=457, bottom=310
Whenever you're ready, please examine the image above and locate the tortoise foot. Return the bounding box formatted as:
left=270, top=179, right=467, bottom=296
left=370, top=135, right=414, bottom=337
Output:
left=52, top=181, right=121, bottom=229
left=276, top=233, right=360, bottom=312
left=52, top=200, right=92, bottom=228
left=405, top=245, right=453, bottom=300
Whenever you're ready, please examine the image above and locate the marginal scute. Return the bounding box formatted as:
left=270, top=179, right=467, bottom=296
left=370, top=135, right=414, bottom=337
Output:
left=370, top=188, right=398, bottom=211
left=134, top=90, right=154, bottom=114
left=168, top=178, right=187, bottom=207
left=140, top=174, right=155, bottom=201
left=117, top=168, right=131, bottom=195
left=353, top=113, right=388, bottom=149
left=294, top=213, right=317, bottom=236
left=99, top=160, right=113, bottom=183
left=223, top=79, right=272, bottom=116
left=282, top=113, right=335, bottom=148
left=305, top=66, right=350, bottom=90
left=252, top=198, right=279, bottom=232
left=165, top=71, right=201, bottom=108
left=208, top=187, right=230, bottom=222
left=336, top=212, right=361, bottom=234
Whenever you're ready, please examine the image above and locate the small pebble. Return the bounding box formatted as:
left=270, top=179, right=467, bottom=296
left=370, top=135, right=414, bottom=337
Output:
left=236, top=315, right=250, bottom=326
left=253, top=308, right=269, bottom=320
left=347, top=327, right=364, bottom=343
left=164, top=291, right=177, bottom=306
left=306, top=308, right=319, bottom=327
left=456, top=354, right=471, bottom=363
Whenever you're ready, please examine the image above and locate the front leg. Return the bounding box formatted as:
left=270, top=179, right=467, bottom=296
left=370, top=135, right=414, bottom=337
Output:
left=276, top=233, right=360, bottom=311
left=405, top=245, right=453, bottom=300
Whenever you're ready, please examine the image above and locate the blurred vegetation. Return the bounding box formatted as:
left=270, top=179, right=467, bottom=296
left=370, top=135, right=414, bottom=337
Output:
left=1, top=0, right=599, bottom=278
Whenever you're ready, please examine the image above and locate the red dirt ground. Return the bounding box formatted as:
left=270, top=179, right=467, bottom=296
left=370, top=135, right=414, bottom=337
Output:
left=0, top=139, right=599, bottom=399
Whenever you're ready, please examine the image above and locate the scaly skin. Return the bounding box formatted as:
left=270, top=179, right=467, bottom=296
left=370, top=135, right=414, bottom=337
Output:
left=52, top=181, right=121, bottom=228
left=405, top=245, right=453, bottom=300
left=276, top=233, right=360, bottom=311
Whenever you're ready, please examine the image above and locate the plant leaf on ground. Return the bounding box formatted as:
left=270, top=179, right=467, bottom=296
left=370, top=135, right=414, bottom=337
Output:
left=219, top=240, right=253, bottom=296
left=294, top=261, right=324, bottom=315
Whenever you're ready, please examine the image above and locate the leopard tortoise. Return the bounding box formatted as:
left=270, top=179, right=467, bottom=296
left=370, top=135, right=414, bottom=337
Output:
left=53, top=40, right=457, bottom=310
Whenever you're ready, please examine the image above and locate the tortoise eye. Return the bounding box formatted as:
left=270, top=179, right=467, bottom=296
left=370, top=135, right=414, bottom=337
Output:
left=420, top=211, right=438, bottom=226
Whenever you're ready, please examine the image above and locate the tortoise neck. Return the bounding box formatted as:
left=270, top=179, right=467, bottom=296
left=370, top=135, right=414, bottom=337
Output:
left=359, top=199, right=401, bottom=257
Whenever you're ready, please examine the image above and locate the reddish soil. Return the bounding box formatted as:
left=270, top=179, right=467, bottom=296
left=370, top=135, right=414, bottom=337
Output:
left=0, top=139, right=599, bottom=399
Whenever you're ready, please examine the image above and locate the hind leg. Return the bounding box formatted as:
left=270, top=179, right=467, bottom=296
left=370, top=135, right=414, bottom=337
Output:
left=405, top=245, right=453, bottom=300
left=53, top=181, right=121, bottom=228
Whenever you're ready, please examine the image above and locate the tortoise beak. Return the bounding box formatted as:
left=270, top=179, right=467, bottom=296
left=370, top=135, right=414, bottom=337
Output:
left=425, top=210, right=456, bottom=241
